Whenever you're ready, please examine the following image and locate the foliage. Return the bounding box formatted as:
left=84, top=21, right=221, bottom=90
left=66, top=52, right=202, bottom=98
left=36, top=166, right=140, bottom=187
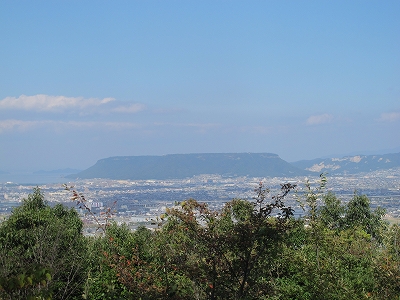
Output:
left=281, top=175, right=392, bottom=300
left=318, top=192, right=345, bottom=230
left=0, top=188, right=88, bottom=300
left=344, top=193, right=387, bottom=242
left=1, top=178, right=400, bottom=300
left=158, top=182, right=296, bottom=299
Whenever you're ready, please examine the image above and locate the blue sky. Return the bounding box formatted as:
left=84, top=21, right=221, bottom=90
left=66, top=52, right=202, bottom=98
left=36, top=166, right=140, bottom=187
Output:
left=0, top=0, right=399, bottom=171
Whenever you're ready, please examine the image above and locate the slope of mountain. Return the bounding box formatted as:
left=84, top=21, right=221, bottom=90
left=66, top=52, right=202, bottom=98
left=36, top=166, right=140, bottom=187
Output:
left=67, top=153, right=310, bottom=180
left=292, top=152, right=400, bottom=174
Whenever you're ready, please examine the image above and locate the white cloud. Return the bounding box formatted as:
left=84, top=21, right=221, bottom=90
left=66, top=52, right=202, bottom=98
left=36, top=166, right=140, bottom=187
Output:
left=0, top=94, right=115, bottom=112
left=0, top=119, right=140, bottom=133
left=306, top=114, right=333, bottom=125
left=0, top=119, right=51, bottom=133
left=112, top=103, right=146, bottom=113
left=379, top=112, right=400, bottom=122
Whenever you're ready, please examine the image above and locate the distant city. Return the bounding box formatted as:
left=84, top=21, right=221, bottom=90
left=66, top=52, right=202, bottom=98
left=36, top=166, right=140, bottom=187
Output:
left=1, top=166, right=399, bottom=235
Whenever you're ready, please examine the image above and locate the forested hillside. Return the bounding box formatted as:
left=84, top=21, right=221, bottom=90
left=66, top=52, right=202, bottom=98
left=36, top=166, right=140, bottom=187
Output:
left=1, top=177, right=399, bottom=299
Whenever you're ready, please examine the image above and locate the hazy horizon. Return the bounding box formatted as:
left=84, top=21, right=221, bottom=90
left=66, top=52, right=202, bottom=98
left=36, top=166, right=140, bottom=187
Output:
left=1, top=1, right=399, bottom=172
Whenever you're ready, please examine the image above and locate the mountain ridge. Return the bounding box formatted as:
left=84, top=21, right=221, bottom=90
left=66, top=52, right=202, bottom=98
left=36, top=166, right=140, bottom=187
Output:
left=292, top=152, right=400, bottom=174
left=67, top=153, right=310, bottom=180
left=66, top=152, right=400, bottom=180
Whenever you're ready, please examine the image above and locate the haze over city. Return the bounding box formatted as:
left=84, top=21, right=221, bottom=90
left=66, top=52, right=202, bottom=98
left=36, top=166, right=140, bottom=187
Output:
left=1, top=1, right=399, bottom=172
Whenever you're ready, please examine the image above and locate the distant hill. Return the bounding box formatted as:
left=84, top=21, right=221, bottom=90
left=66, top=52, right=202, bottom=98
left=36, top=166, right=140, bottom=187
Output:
left=67, top=153, right=310, bottom=180
left=292, top=152, right=400, bottom=174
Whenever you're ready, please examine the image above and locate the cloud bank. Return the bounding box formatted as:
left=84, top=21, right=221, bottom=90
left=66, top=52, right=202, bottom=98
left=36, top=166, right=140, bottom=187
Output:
left=0, top=94, right=146, bottom=115
left=0, top=94, right=115, bottom=112
left=0, top=119, right=141, bottom=133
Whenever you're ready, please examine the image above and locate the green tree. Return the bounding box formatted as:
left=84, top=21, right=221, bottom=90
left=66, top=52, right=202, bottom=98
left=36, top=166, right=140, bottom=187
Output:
left=0, top=188, right=88, bottom=300
left=162, top=182, right=296, bottom=299
left=343, top=193, right=387, bottom=242
left=318, top=191, right=345, bottom=230
left=372, top=223, right=400, bottom=299
left=83, top=223, right=170, bottom=300
left=274, top=177, right=393, bottom=300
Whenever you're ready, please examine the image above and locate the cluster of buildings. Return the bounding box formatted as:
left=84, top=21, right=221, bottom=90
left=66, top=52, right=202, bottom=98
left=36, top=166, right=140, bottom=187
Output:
left=1, top=168, right=399, bottom=233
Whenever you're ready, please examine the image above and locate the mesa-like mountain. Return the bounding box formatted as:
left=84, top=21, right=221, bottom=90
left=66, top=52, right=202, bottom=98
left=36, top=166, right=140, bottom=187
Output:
left=66, top=153, right=310, bottom=180
left=66, top=152, right=400, bottom=180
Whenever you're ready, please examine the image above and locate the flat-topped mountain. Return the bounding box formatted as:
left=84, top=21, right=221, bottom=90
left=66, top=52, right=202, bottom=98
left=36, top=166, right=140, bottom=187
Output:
left=292, top=152, right=400, bottom=174
left=67, top=153, right=310, bottom=180
left=66, top=152, right=400, bottom=180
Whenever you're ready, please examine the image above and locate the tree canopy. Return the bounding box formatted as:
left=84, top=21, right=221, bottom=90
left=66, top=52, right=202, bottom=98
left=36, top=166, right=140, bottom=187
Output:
left=1, top=179, right=399, bottom=299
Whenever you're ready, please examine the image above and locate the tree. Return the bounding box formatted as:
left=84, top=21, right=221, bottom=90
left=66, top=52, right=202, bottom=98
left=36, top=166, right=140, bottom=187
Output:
left=0, top=188, right=88, bottom=300
left=274, top=177, right=394, bottom=300
left=318, top=192, right=345, bottom=230
left=161, top=182, right=296, bottom=299
left=367, top=223, right=400, bottom=299
left=343, top=193, right=387, bottom=242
